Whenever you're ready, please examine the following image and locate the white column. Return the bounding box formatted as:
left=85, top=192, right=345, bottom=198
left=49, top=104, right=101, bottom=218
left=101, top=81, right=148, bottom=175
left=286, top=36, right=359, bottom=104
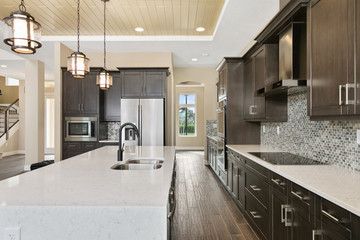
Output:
left=25, top=60, right=45, bottom=167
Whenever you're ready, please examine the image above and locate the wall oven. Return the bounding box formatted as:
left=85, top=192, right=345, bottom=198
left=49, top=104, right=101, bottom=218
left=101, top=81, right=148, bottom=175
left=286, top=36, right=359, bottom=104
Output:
left=217, top=99, right=226, bottom=138
left=65, top=117, right=97, bottom=141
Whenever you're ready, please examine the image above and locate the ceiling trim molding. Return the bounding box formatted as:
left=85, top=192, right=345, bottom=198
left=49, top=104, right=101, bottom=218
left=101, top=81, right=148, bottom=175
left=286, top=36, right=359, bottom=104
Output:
left=41, top=35, right=214, bottom=42
left=212, top=0, right=230, bottom=37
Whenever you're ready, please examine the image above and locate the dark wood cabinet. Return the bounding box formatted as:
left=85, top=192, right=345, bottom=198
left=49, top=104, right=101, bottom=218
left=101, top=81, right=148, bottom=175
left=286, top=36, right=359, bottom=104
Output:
left=308, top=0, right=356, bottom=117
left=217, top=64, right=227, bottom=101
left=243, top=46, right=287, bottom=122
left=62, top=142, right=98, bottom=160
left=63, top=68, right=100, bottom=115
left=207, top=137, right=217, bottom=171
left=101, top=72, right=121, bottom=121
left=120, top=69, right=167, bottom=98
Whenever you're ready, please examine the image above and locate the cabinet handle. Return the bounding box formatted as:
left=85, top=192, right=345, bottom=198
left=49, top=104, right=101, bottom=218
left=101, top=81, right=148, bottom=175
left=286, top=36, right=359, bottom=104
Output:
left=345, top=83, right=355, bottom=105
left=291, top=191, right=307, bottom=201
left=250, top=185, right=261, bottom=191
left=321, top=210, right=340, bottom=223
left=312, top=230, right=322, bottom=240
left=168, top=187, right=176, bottom=219
left=281, top=204, right=289, bottom=223
left=271, top=178, right=286, bottom=186
left=249, top=105, right=257, bottom=115
left=339, top=85, right=345, bottom=105
left=249, top=211, right=262, bottom=219
left=284, top=206, right=292, bottom=227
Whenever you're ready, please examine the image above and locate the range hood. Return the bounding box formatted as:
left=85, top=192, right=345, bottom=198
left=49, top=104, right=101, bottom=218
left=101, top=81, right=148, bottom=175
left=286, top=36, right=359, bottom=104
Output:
left=257, top=22, right=307, bottom=97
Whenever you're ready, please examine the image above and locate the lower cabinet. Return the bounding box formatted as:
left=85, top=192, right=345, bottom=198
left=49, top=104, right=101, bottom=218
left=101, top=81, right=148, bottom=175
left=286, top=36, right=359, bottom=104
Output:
left=63, top=142, right=98, bottom=160
left=220, top=150, right=360, bottom=240
left=206, top=137, right=217, bottom=172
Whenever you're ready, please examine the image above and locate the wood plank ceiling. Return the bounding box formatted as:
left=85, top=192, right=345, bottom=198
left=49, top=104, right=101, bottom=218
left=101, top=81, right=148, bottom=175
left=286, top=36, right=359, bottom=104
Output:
left=0, top=0, right=225, bottom=36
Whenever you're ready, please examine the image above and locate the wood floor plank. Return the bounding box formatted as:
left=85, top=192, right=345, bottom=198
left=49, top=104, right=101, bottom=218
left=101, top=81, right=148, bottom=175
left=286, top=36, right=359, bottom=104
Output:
left=171, top=151, right=259, bottom=240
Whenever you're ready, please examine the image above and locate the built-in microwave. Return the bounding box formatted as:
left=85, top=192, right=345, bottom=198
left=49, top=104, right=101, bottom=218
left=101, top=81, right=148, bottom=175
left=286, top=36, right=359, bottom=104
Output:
left=65, top=117, right=97, bottom=141
left=217, top=99, right=226, bottom=138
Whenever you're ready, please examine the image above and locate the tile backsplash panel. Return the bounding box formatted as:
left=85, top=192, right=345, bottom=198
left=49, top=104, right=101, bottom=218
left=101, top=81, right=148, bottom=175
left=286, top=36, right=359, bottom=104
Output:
left=206, top=120, right=217, bottom=136
left=261, top=92, right=360, bottom=171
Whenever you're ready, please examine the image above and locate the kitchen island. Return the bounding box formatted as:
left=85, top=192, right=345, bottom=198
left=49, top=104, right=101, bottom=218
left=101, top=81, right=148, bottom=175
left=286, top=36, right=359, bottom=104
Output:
left=0, top=146, right=176, bottom=240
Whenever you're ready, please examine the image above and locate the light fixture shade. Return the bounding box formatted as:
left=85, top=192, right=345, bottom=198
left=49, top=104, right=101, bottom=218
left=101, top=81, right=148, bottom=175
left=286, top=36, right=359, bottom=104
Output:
left=97, top=70, right=113, bottom=90
left=3, top=11, right=42, bottom=54
left=67, top=52, right=90, bottom=78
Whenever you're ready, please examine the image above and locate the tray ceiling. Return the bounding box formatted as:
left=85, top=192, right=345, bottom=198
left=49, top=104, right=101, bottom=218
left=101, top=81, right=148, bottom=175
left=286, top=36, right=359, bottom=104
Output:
left=0, top=0, right=225, bottom=36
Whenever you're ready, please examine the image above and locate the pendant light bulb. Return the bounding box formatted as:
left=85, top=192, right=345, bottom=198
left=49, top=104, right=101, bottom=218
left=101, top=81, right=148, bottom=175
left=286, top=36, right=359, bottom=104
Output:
left=67, top=0, right=90, bottom=78
left=2, top=0, right=42, bottom=54
left=97, top=0, right=112, bottom=90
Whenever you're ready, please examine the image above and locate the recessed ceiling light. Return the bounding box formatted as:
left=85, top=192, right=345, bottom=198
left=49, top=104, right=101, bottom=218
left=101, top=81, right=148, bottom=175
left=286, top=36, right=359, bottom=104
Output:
left=196, top=27, right=205, bottom=32
left=192, top=58, right=198, bottom=62
left=135, top=27, right=144, bottom=32
left=0, top=65, right=7, bottom=68
left=201, top=53, right=209, bottom=57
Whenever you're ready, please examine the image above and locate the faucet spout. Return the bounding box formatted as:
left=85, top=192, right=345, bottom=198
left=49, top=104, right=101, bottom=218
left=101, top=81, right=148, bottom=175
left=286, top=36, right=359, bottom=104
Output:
left=118, top=122, right=140, bottom=162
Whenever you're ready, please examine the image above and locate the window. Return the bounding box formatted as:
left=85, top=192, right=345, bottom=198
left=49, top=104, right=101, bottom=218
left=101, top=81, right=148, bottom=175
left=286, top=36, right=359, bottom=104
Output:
left=6, top=77, right=19, bottom=86
left=178, top=94, right=196, bottom=136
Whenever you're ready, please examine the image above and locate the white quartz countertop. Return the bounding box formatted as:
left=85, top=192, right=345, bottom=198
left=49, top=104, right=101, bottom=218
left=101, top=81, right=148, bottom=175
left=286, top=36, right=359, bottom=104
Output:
left=227, top=145, right=360, bottom=217
left=0, top=146, right=176, bottom=207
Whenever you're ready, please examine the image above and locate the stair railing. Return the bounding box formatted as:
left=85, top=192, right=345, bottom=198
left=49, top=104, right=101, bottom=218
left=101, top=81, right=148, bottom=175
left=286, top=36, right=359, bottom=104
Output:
left=4, top=98, right=19, bottom=140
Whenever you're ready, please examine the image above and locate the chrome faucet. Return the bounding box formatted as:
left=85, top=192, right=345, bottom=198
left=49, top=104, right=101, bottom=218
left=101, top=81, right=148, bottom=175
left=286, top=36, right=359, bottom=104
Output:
left=118, top=122, right=140, bottom=162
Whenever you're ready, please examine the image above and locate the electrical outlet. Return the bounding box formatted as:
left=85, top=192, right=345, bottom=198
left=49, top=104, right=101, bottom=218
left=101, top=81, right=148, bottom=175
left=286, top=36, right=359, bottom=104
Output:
left=4, top=227, right=20, bottom=240
left=357, top=130, right=360, bottom=144
left=277, top=126, right=280, bottom=135
left=262, top=126, right=266, bottom=133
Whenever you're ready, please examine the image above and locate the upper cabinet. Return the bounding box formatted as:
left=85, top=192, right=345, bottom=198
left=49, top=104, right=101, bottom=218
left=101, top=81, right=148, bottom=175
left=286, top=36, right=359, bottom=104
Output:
left=217, top=64, right=227, bottom=101
left=100, top=72, right=121, bottom=121
left=308, top=0, right=356, bottom=118
left=63, top=68, right=100, bottom=115
left=244, top=45, right=287, bottom=122
left=120, top=69, right=168, bottom=99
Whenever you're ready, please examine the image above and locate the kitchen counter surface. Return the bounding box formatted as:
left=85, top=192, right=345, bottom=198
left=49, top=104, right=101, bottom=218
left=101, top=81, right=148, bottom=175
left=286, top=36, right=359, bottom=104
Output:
left=98, top=139, right=118, bottom=143
left=227, top=145, right=360, bottom=217
left=0, top=146, right=175, bottom=240
left=207, top=135, right=221, bottom=141
left=0, top=146, right=175, bottom=206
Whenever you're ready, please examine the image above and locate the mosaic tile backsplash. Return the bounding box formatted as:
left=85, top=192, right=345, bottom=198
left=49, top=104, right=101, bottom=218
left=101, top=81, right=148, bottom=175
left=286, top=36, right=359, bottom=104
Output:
left=206, top=120, right=217, bottom=136
left=107, top=122, right=121, bottom=140
left=261, top=92, right=360, bottom=171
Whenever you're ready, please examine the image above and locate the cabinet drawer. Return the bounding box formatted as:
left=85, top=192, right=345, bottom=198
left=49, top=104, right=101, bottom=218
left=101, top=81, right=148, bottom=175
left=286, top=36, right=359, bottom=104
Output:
left=245, top=157, right=269, bottom=180
left=291, top=182, right=314, bottom=221
left=64, top=142, right=81, bottom=150
left=233, top=152, right=245, bottom=165
left=245, top=189, right=269, bottom=239
left=219, top=169, right=227, bottom=185
left=270, top=172, right=288, bottom=195
left=82, top=142, right=98, bottom=150
left=321, top=198, right=351, bottom=235
left=245, top=167, right=269, bottom=209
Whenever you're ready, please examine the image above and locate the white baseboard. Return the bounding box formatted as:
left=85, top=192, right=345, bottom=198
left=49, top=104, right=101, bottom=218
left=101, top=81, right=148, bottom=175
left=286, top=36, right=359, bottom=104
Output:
left=175, top=146, right=204, bottom=151
left=24, top=165, right=31, bottom=171
left=2, top=150, right=25, bottom=157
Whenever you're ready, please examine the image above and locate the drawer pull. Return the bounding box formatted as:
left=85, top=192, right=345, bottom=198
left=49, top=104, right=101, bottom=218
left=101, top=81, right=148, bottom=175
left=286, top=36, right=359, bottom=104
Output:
left=281, top=204, right=290, bottom=223
left=250, top=185, right=261, bottom=191
left=250, top=211, right=262, bottom=219
left=284, top=207, right=292, bottom=227
left=321, top=210, right=340, bottom=223
left=271, top=178, right=286, bottom=186
left=312, top=230, right=322, bottom=240
left=291, top=191, right=307, bottom=201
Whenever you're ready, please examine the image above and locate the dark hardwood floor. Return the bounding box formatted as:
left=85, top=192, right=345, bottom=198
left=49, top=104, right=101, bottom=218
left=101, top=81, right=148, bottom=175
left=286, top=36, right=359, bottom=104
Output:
left=0, top=154, right=25, bottom=181
left=172, top=151, right=259, bottom=240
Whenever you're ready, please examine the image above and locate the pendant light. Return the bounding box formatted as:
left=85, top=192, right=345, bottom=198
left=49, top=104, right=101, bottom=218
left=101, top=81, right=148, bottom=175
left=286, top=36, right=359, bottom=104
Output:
left=96, top=0, right=113, bottom=90
left=67, top=0, right=90, bottom=78
left=2, top=0, right=42, bottom=54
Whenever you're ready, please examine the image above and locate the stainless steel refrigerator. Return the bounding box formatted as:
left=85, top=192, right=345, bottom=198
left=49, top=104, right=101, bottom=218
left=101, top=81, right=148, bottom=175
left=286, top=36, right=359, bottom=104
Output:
left=120, top=99, right=165, bottom=146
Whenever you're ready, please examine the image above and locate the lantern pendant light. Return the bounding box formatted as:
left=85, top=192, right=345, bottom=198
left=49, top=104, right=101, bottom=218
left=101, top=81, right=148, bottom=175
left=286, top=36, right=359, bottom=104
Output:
left=2, top=0, right=42, bottom=54
left=96, top=0, right=113, bottom=90
left=67, top=0, right=90, bottom=78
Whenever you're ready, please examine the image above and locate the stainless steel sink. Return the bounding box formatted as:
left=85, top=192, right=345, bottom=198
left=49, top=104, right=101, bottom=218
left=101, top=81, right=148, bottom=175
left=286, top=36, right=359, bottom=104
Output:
left=111, top=163, right=163, bottom=170
left=125, top=158, right=164, bottom=165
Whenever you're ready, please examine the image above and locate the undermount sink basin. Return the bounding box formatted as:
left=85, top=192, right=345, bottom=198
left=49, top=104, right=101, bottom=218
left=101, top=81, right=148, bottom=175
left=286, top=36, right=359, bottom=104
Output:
left=125, top=158, right=164, bottom=165
left=111, top=163, right=163, bottom=170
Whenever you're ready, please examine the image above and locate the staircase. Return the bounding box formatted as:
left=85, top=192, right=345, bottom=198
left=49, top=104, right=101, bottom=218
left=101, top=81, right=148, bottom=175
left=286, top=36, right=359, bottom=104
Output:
left=0, top=99, right=19, bottom=140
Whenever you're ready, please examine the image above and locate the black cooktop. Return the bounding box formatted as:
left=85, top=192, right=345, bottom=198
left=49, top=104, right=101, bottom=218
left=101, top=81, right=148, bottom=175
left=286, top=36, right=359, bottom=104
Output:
left=249, top=152, right=325, bottom=165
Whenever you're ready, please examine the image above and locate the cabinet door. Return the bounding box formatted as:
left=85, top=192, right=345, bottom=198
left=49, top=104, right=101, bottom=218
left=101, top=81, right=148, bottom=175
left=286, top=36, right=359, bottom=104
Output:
left=103, top=74, right=121, bottom=121
left=143, top=72, right=165, bottom=98
left=309, top=0, right=354, bottom=116
left=271, top=189, right=290, bottom=240
left=218, top=66, right=227, bottom=100
left=121, top=71, right=143, bottom=98
left=82, top=74, right=99, bottom=114
left=237, top=163, right=245, bottom=209
left=232, top=162, right=239, bottom=199
left=63, top=71, right=82, bottom=114
left=227, top=153, right=233, bottom=192
left=253, top=48, right=266, bottom=119
left=244, top=59, right=255, bottom=119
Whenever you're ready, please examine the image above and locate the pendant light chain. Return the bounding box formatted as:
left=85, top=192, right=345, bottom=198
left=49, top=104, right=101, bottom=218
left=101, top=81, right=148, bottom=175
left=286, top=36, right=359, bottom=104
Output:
left=103, top=0, right=106, bottom=70
left=19, top=0, right=26, bottom=11
left=77, top=0, right=80, bottom=52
